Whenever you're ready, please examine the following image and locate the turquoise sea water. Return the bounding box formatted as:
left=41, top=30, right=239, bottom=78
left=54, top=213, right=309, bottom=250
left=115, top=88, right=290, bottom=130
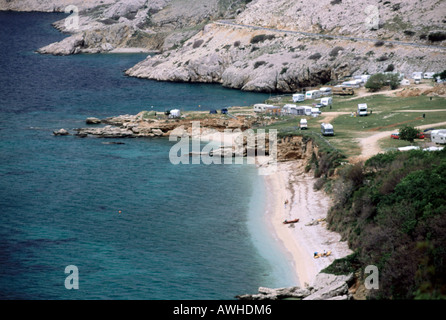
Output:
left=0, top=12, right=297, bottom=299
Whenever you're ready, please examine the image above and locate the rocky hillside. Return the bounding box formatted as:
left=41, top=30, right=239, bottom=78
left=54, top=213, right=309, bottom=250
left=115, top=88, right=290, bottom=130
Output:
left=6, top=0, right=446, bottom=93
left=125, top=0, right=446, bottom=92
left=126, top=21, right=445, bottom=92
left=237, top=0, right=446, bottom=41
left=32, top=0, right=252, bottom=54
left=0, top=0, right=115, bottom=12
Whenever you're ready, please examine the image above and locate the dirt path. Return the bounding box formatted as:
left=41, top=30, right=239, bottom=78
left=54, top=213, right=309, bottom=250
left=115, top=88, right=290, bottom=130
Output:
left=317, top=111, right=350, bottom=124
left=353, top=121, right=446, bottom=162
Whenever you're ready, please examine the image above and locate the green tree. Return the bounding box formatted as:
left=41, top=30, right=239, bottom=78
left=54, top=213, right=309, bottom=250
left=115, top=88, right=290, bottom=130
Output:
left=365, top=73, right=386, bottom=92
left=386, top=73, right=401, bottom=90
left=365, top=73, right=400, bottom=92
left=399, top=125, right=419, bottom=142
left=433, top=70, right=446, bottom=81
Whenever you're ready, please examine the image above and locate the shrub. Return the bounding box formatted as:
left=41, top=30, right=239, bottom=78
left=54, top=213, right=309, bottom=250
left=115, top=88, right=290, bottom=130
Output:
left=326, top=149, right=446, bottom=299
left=374, top=40, right=385, bottom=47
left=399, top=125, right=420, bottom=142
left=308, top=52, right=322, bottom=60
left=404, top=30, right=415, bottom=36
left=253, top=61, right=266, bottom=69
left=233, top=40, right=241, bottom=47
left=329, top=46, right=344, bottom=57
left=192, top=39, right=204, bottom=48
left=433, top=70, right=446, bottom=80
left=385, top=64, right=395, bottom=72
left=376, top=54, right=389, bottom=62
left=280, top=67, right=288, bottom=75
left=330, top=0, right=342, bottom=4
left=250, top=34, right=275, bottom=44
left=428, top=31, right=446, bottom=42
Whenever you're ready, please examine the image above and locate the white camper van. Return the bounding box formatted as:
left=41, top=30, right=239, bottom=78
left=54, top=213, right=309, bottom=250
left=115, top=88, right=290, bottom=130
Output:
left=300, top=118, right=308, bottom=130
left=292, top=93, right=305, bottom=102
left=358, top=104, right=368, bottom=116
left=254, top=104, right=273, bottom=113
left=414, top=75, right=422, bottom=84
left=305, top=90, right=322, bottom=100
left=431, top=130, right=446, bottom=144
left=320, top=97, right=332, bottom=107
left=321, top=123, right=334, bottom=136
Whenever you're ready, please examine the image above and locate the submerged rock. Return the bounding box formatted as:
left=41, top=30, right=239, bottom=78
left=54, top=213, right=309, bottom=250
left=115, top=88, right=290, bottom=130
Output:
left=53, top=128, right=70, bottom=136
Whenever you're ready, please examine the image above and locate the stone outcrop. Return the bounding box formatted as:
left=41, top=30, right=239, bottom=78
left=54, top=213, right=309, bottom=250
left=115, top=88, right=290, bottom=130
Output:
left=33, top=0, right=252, bottom=55
left=0, top=0, right=116, bottom=12
left=53, top=128, right=70, bottom=136
left=86, top=117, right=102, bottom=124
left=236, top=273, right=355, bottom=300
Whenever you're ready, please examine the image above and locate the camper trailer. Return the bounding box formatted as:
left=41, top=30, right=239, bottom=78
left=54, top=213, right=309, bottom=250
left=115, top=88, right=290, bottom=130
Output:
left=303, top=106, right=313, bottom=116
left=319, top=87, right=332, bottom=96
left=321, top=123, right=334, bottom=136
left=431, top=130, right=446, bottom=144
left=358, top=104, right=368, bottom=116
left=400, top=79, right=410, bottom=86
left=254, top=104, right=273, bottom=113
left=292, top=93, right=305, bottom=102
left=412, top=72, right=423, bottom=79
left=424, top=72, right=435, bottom=79
left=305, top=90, right=322, bottom=100
left=282, top=104, right=296, bottom=115
left=311, top=108, right=321, bottom=117
left=341, top=80, right=361, bottom=88
left=300, top=119, right=308, bottom=130
left=320, top=97, right=332, bottom=107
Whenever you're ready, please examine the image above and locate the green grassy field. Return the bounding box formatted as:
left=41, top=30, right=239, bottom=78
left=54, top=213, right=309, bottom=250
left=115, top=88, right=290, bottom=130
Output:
left=263, top=90, right=446, bottom=158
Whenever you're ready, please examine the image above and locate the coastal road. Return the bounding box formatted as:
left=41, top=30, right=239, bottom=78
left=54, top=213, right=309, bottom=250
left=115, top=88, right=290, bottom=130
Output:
left=215, top=20, right=446, bottom=51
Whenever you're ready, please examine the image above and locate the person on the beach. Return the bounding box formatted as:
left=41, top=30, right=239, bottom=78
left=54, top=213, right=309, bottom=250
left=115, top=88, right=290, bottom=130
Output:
left=284, top=199, right=289, bottom=209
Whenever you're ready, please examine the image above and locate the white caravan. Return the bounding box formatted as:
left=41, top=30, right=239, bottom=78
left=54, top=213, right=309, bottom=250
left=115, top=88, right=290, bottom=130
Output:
left=292, top=93, right=305, bottom=102
left=320, top=97, right=333, bottom=107
left=431, top=130, right=446, bottom=144
left=305, top=90, right=322, bottom=100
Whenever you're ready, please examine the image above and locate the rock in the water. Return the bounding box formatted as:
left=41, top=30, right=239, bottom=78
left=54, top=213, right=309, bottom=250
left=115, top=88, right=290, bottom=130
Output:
left=53, top=128, right=70, bottom=136
left=86, top=117, right=102, bottom=124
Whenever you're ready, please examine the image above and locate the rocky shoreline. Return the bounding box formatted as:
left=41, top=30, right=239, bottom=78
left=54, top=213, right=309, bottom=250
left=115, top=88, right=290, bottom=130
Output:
left=236, top=273, right=355, bottom=300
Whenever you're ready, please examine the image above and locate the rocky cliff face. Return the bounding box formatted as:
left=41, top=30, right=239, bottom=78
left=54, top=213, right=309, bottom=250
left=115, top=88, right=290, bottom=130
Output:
left=237, top=0, right=446, bottom=42
left=0, top=0, right=115, bottom=12
left=7, top=0, right=445, bottom=93
left=31, top=0, right=252, bottom=55
left=125, top=21, right=445, bottom=92
left=124, top=0, right=446, bottom=92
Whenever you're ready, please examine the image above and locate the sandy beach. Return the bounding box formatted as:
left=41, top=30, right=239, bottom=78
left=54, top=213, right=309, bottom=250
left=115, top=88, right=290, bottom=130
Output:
left=262, top=160, right=353, bottom=288
left=194, top=129, right=352, bottom=288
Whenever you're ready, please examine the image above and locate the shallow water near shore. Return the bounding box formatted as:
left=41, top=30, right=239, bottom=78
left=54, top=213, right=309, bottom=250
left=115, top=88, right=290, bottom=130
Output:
left=0, top=12, right=296, bottom=299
